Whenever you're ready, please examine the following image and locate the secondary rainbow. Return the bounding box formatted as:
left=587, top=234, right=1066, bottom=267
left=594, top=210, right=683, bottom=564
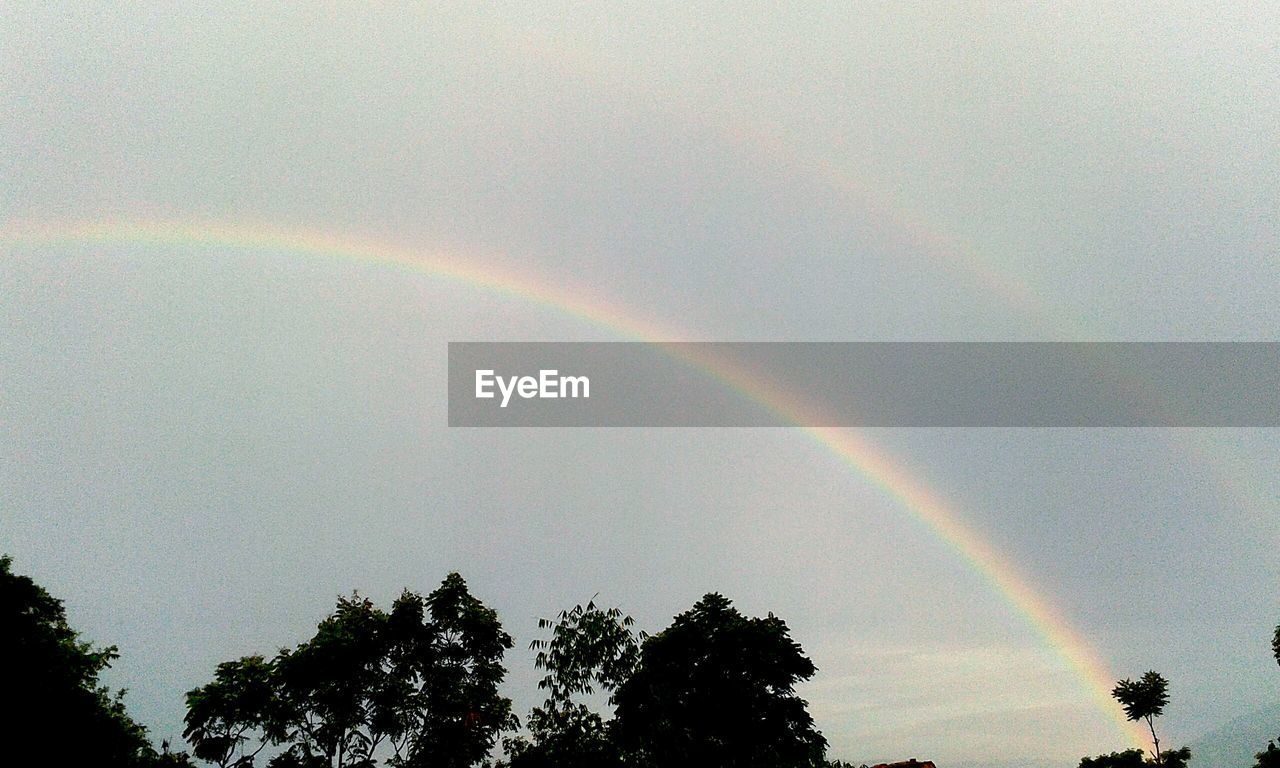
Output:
left=1, top=218, right=1150, bottom=747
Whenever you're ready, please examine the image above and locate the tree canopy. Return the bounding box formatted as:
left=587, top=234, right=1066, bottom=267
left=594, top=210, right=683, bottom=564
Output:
left=502, top=600, right=644, bottom=768
left=1112, top=672, right=1171, bottom=765
left=1, top=554, right=192, bottom=767
left=1256, top=742, right=1280, bottom=768
left=1079, top=747, right=1190, bottom=768
left=612, top=593, right=828, bottom=768
left=183, top=574, right=515, bottom=768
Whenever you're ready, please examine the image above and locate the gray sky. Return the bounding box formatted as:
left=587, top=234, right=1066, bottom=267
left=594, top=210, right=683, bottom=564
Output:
left=2, top=4, right=1278, bottom=766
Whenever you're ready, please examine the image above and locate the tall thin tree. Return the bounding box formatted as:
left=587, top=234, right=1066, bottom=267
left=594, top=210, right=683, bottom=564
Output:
left=1112, top=672, right=1171, bottom=766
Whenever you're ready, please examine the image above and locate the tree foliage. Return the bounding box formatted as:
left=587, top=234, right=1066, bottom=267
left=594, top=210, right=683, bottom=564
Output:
left=503, top=599, right=643, bottom=768
left=1, top=554, right=193, bottom=766
left=183, top=655, right=283, bottom=767
left=612, top=593, right=828, bottom=768
left=1112, top=672, right=1171, bottom=765
left=530, top=600, right=643, bottom=706
left=1079, top=748, right=1189, bottom=768
left=503, top=704, right=620, bottom=768
left=1256, top=742, right=1280, bottom=768
left=183, top=573, right=515, bottom=768
left=1080, top=751, right=1148, bottom=768
left=1112, top=672, right=1169, bottom=722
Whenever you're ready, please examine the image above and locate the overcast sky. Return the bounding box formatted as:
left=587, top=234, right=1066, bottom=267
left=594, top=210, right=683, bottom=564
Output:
left=3, top=4, right=1279, bottom=766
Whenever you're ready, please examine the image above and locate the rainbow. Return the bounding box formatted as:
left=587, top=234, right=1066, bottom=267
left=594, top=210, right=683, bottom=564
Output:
left=1, top=218, right=1150, bottom=747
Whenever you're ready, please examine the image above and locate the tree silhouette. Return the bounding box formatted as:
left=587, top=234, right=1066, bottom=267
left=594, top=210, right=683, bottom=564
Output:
left=1, top=554, right=193, bottom=766
left=404, top=573, right=518, bottom=767
left=1268, top=623, right=1280, bottom=766
left=183, top=655, right=283, bottom=767
left=1079, top=748, right=1190, bottom=768
left=1256, top=742, right=1280, bottom=768
left=184, top=573, right=514, bottom=768
left=530, top=600, right=643, bottom=705
left=1112, top=672, right=1171, bottom=766
left=1080, top=749, right=1149, bottom=768
left=503, top=599, right=644, bottom=768
left=272, top=593, right=391, bottom=767
left=612, top=593, right=827, bottom=768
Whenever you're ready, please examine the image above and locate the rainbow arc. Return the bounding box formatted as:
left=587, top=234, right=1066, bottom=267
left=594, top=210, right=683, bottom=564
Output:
left=1, top=218, right=1150, bottom=747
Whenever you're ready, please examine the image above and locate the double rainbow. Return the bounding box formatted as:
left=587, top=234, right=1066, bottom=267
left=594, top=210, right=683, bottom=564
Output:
left=2, top=218, right=1150, bottom=747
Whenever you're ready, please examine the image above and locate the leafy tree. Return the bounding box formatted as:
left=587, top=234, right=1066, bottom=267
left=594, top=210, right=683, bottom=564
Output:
left=184, top=573, right=515, bottom=768
left=530, top=600, right=643, bottom=705
left=0, top=554, right=190, bottom=766
left=183, top=655, right=284, bottom=767
left=1265, top=623, right=1280, bottom=768
left=273, top=593, right=390, bottom=767
left=405, top=573, right=518, bottom=768
left=1256, top=742, right=1280, bottom=768
left=1079, top=749, right=1148, bottom=768
left=1158, top=747, right=1191, bottom=768
left=612, top=593, right=828, bottom=768
left=1273, top=622, right=1279, bottom=668
left=1112, top=672, right=1171, bottom=766
left=1079, top=747, right=1189, bottom=768
left=503, top=600, right=644, bottom=768
left=503, top=704, right=618, bottom=768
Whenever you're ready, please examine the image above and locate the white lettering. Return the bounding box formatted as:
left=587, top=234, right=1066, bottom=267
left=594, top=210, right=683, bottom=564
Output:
left=559, top=375, right=589, bottom=399
left=475, top=370, right=495, bottom=399
left=475, top=369, right=591, bottom=407
left=497, top=374, right=518, bottom=408
left=539, top=369, right=558, bottom=398
left=517, top=376, right=538, bottom=399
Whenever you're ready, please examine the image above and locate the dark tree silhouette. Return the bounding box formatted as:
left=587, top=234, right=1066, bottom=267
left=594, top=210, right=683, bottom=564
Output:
left=404, top=573, right=518, bottom=767
left=183, top=655, right=283, bottom=767
left=1160, top=748, right=1191, bottom=768
left=1112, top=672, right=1171, bottom=766
left=273, top=593, right=390, bottom=766
left=1267, top=623, right=1280, bottom=768
left=1256, top=742, right=1280, bottom=768
left=530, top=600, right=643, bottom=704
left=1, top=554, right=193, bottom=767
left=503, top=600, right=644, bottom=768
left=612, top=593, right=827, bottom=768
left=1079, top=750, right=1148, bottom=768
left=184, top=573, right=515, bottom=768
left=1080, top=748, right=1190, bottom=768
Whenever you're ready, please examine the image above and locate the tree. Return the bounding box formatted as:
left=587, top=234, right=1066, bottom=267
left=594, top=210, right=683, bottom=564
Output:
left=1079, top=749, right=1148, bottom=768
left=503, top=600, right=644, bottom=768
left=1079, top=747, right=1189, bottom=768
left=1266, top=623, right=1280, bottom=768
left=404, top=573, right=518, bottom=768
left=612, top=593, right=828, bottom=768
left=1, top=553, right=193, bottom=767
left=183, top=655, right=284, bottom=767
left=530, top=600, right=643, bottom=705
left=1256, top=742, right=1280, bottom=768
left=1112, top=672, right=1171, bottom=766
left=183, top=573, right=515, bottom=768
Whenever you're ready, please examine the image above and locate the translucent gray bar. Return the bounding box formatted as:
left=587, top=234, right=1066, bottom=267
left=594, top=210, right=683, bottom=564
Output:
left=447, top=343, right=1280, bottom=427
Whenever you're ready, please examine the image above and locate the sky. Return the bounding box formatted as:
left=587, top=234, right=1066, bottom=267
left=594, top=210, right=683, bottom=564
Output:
left=2, top=3, right=1279, bottom=766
